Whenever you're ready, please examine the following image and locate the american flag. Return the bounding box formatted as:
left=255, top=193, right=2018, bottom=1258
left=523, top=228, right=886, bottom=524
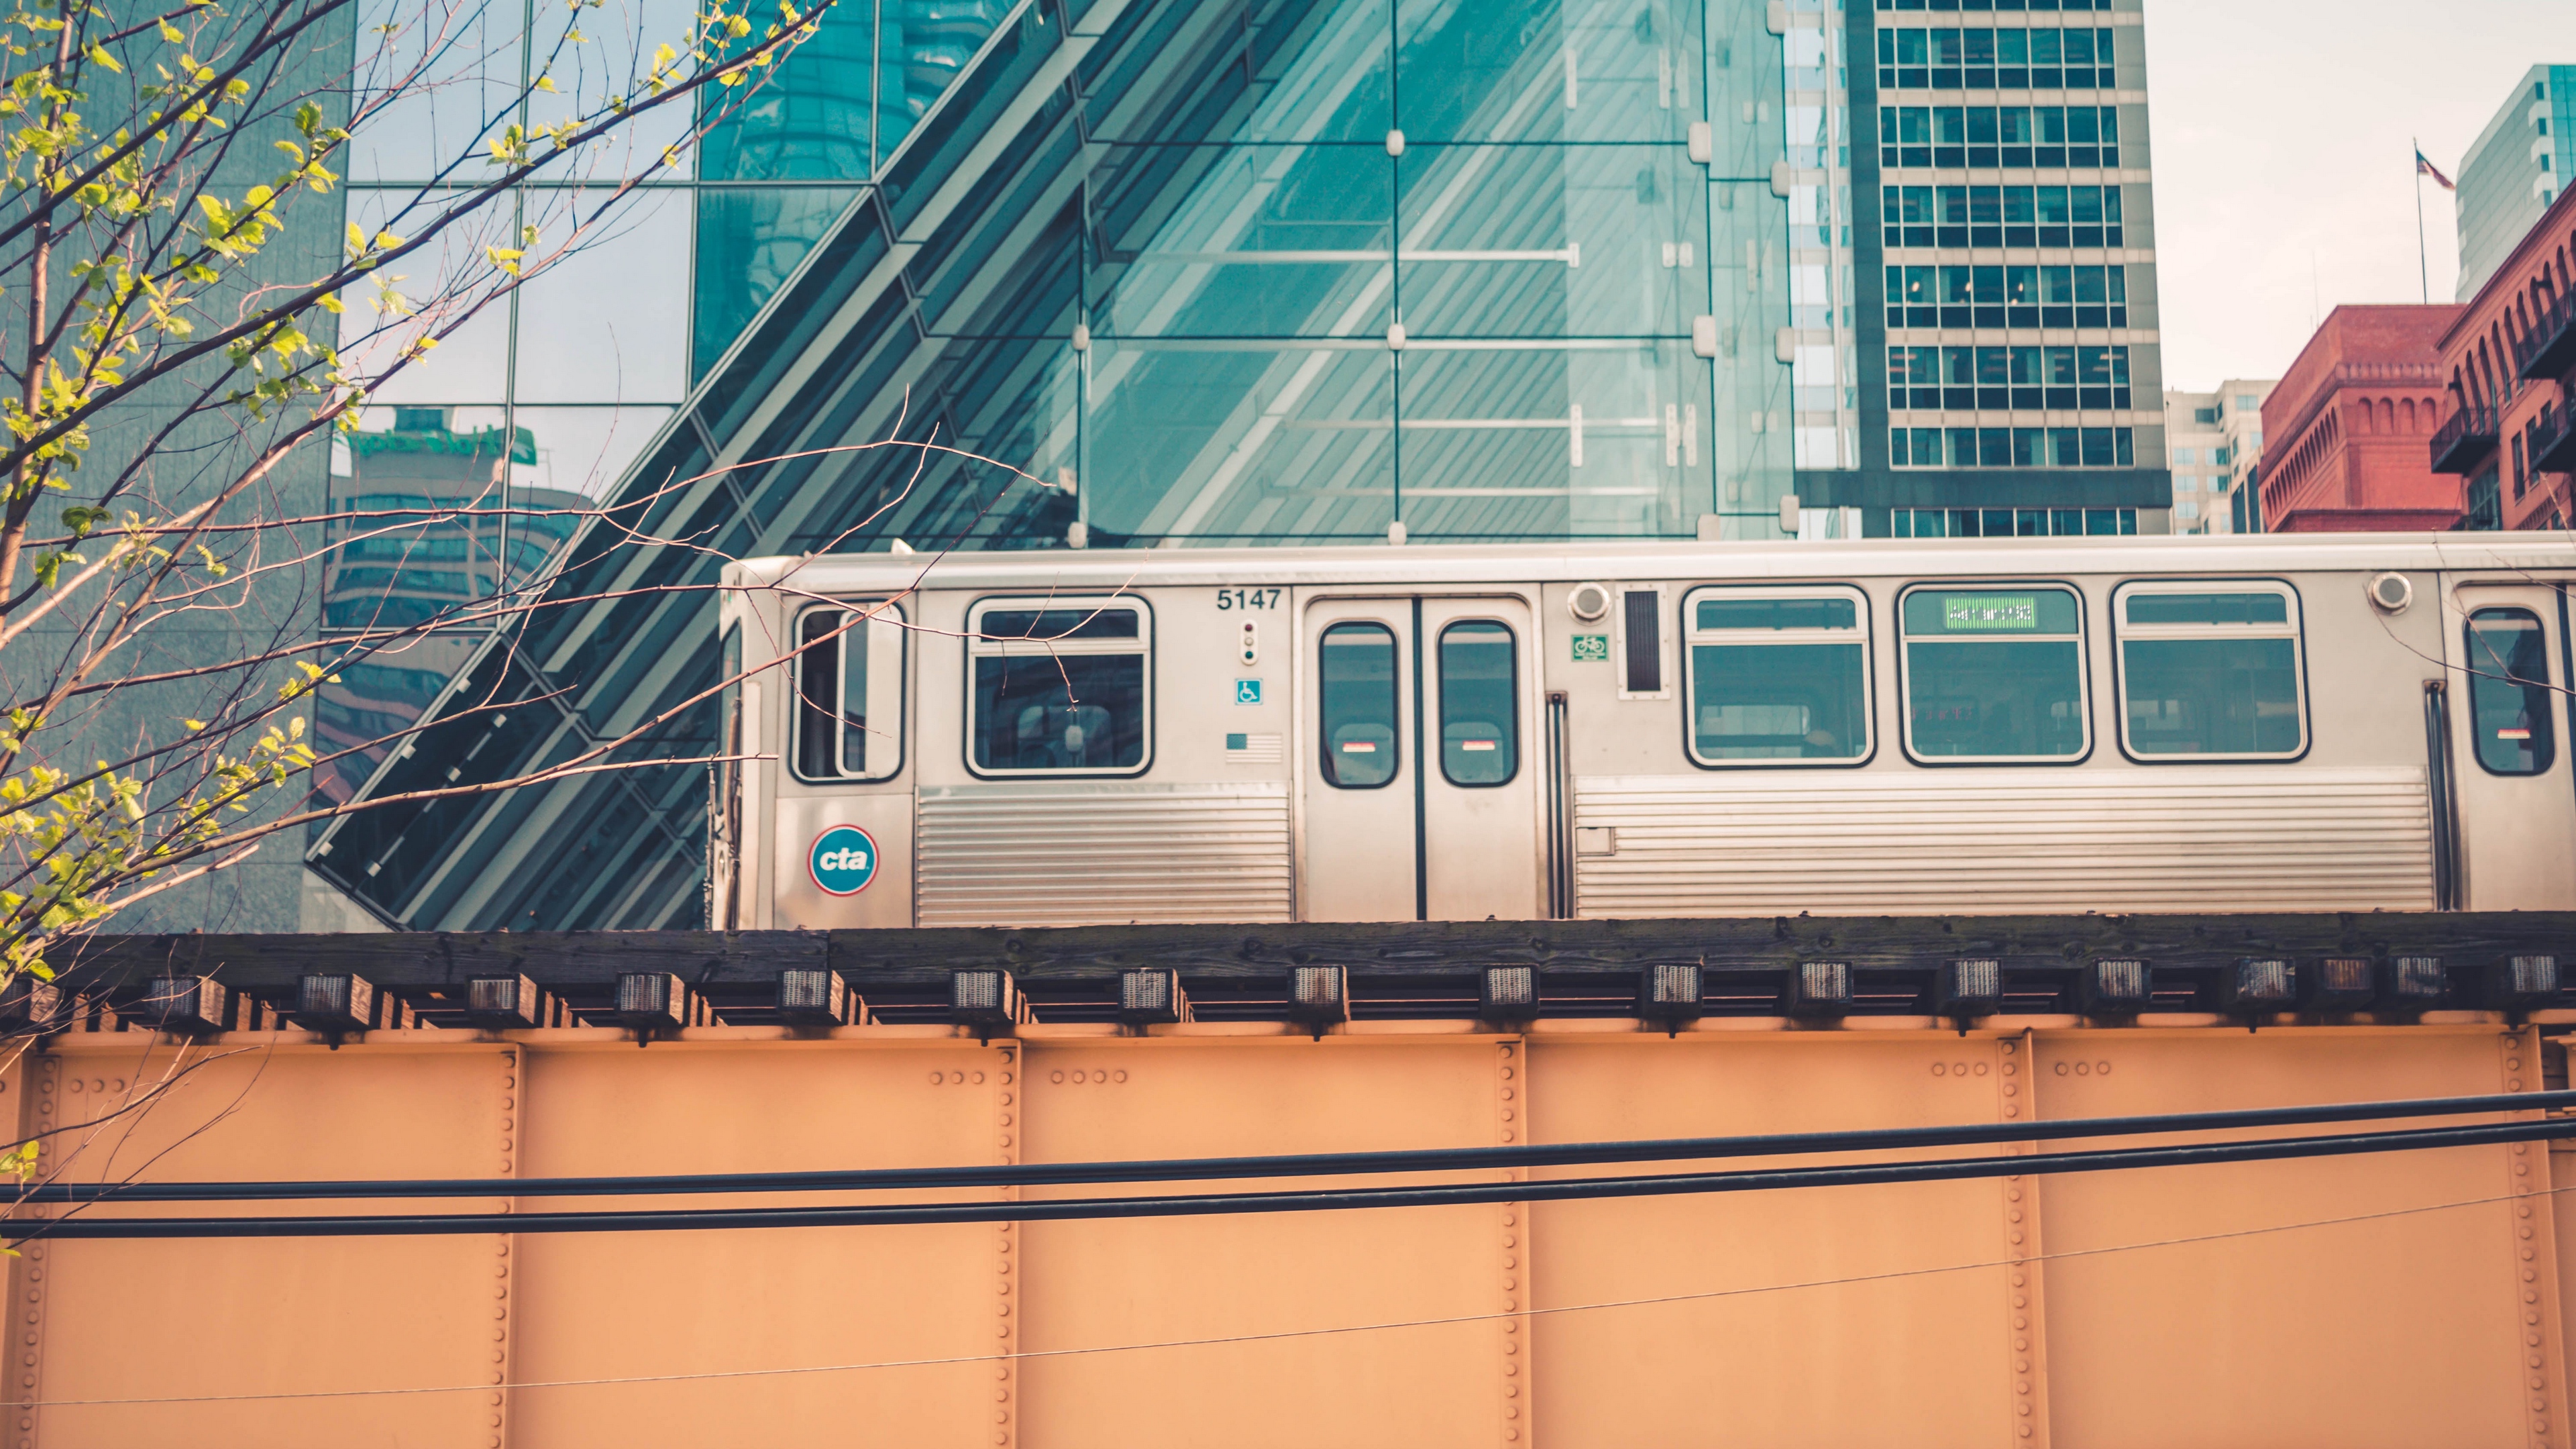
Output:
left=2416, top=149, right=2456, bottom=191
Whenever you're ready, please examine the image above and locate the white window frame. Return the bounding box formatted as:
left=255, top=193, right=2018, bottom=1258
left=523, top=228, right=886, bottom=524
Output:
left=1680, top=584, right=1875, bottom=769
left=1896, top=582, right=2092, bottom=765
left=2110, top=580, right=2307, bottom=763
left=789, top=599, right=908, bottom=783
left=964, top=594, right=1155, bottom=778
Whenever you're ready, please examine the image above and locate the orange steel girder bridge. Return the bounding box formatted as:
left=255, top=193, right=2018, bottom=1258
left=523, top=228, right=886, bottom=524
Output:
left=6, top=912, right=2576, bottom=1448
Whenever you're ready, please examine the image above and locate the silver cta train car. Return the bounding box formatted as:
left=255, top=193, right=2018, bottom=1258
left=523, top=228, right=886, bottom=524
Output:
left=709, top=533, right=2576, bottom=928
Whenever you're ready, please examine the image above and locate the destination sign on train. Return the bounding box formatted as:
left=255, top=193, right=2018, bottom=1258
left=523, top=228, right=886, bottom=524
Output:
left=1944, top=596, right=2039, bottom=630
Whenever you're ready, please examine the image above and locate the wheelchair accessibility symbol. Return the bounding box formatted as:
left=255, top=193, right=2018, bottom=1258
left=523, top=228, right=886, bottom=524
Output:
left=1235, top=679, right=1263, bottom=705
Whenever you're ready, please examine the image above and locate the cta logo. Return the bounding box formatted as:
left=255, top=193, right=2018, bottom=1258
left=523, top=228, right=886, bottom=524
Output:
left=807, top=824, right=879, bottom=896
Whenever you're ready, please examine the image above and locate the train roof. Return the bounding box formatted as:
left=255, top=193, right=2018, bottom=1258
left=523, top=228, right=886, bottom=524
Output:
left=722, top=531, right=2576, bottom=594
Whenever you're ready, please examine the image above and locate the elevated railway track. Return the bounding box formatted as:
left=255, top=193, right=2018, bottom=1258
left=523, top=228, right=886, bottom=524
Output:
left=7, top=915, right=2576, bottom=1447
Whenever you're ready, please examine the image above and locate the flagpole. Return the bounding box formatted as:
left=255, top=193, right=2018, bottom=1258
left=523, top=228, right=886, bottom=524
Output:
left=2415, top=137, right=2430, bottom=304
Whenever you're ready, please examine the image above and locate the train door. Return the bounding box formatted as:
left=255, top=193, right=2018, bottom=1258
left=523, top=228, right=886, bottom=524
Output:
left=1300, top=596, right=1542, bottom=921
left=2447, top=582, right=2576, bottom=909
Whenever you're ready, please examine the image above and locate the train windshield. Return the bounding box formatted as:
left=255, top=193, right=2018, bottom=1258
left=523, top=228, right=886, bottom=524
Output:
left=1901, top=587, right=2086, bottom=759
left=2116, top=585, right=2304, bottom=759
left=2466, top=608, right=2556, bottom=776
left=968, top=598, right=1151, bottom=775
left=1684, top=588, right=1870, bottom=764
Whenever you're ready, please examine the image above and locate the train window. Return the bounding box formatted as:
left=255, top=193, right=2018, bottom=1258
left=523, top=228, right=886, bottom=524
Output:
left=967, top=597, right=1151, bottom=775
left=1900, top=586, right=2087, bottom=761
left=2465, top=608, right=2557, bottom=776
left=1682, top=587, right=1872, bottom=765
left=792, top=601, right=906, bottom=782
left=1438, top=621, right=1517, bottom=786
left=1320, top=622, right=1398, bottom=788
left=2114, top=584, right=2304, bottom=760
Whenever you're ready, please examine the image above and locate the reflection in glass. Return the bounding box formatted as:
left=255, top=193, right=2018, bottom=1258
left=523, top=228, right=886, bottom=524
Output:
left=310, top=634, right=484, bottom=810
left=2118, top=589, right=2302, bottom=758
left=1320, top=623, right=1398, bottom=788
left=699, top=0, right=872, bottom=179
left=1438, top=621, right=1517, bottom=785
left=1394, top=0, right=1697, bottom=144
left=1097, top=144, right=1393, bottom=339
left=2125, top=592, right=2289, bottom=626
left=1692, top=644, right=1866, bottom=759
left=511, top=191, right=693, bottom=403
left=1903, top=590, right=2085, bottom=759
left=325, top=407, right=523, bottom=630
left=346, top=0, right=521, bottom=183
left=879, top=0, right=1014, bottom=165
left=1688, top=592, right=1866, bottom=763
left=796, top=608, right=861, bottom=777
left=2467, top=608, right=2556, bottom=776
left=2122, top=639, right=2299, bottom=756
left=693, top=189, right=861, bottom=378
left=1697, top=597, right=1856, bottom=631
left=1396, top=145, right=1705, bottom=338
left=339, top=189, right=513, bottom=404
left=1086, top=343, right=1393, bottom=541
left=973, top=655, right=1145, bottom=771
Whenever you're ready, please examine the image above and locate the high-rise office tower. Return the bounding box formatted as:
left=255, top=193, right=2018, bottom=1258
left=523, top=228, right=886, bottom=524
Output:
left=2162, top=382, right=2272, bottom=535
left=1843, top=0, right=2171, bottom=539
left=2456, top=66, right=2576, bottom=303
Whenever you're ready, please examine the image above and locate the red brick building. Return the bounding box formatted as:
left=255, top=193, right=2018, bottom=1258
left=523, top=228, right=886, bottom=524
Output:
left=2431, top=187, right=2576, bottom=530
left=2258, top=306, right=2463, bottom=531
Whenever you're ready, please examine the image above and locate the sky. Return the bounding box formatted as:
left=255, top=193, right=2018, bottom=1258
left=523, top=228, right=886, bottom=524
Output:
left=2144, top=0, right=2576, bottom=392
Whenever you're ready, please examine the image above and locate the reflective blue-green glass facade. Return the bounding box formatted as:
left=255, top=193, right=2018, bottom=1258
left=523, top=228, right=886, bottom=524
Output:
left=312, top=0, right=2159, bottom=928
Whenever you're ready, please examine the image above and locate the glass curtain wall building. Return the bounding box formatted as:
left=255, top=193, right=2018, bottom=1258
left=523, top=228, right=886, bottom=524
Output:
left=2456, top=66, right=2576, bottom=304
left=309, top=0, right=2161, bottom=928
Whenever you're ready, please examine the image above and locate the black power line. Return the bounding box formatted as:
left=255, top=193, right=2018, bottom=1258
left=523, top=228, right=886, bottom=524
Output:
left=21, top=1087, right=2573, bottom=1204
left=13, top=1115, right=2571, bottom=1240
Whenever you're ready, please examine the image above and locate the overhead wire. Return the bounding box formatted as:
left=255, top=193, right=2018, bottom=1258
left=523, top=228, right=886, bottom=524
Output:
left=18, top=1175, right=2574, bottom=1409
left=18, top=1086, right=2573, bottom=1203
left=10, top=1112, right=2572, bottom=1238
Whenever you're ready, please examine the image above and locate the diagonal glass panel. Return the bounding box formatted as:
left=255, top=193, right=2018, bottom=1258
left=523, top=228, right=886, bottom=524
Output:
left=1397, top=343, right=1707, bottom=537
left=880, top=0, right=1019, bottom=166
left=1396, top=143, right=1707, bottom=337
left=1083, top=0, right=1390, bottom=146
left=1098, top=143, right=1393, bottom=338
left=692, top=188, right=864, bottom=378
left=1088, top=341, right=1395, bottom=542
left=1394, top=0, right=1702, bottom=145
